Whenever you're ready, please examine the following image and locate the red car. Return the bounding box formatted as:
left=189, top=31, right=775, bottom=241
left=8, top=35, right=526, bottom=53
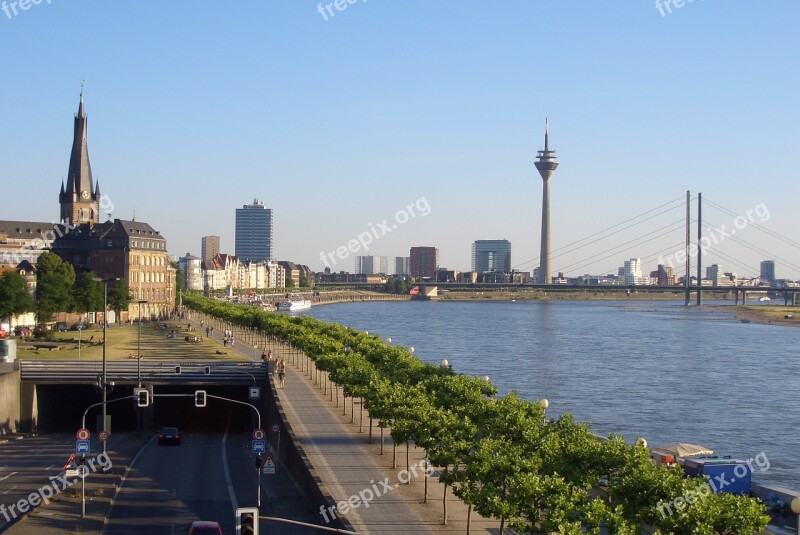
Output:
left=186, top=520, right=223, bottom=534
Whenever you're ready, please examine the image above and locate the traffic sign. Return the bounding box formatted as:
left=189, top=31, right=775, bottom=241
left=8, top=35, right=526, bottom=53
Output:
left=262, top=453, right=276, bottom=474
left=98, top=431, right=110, bottom=442
left=76, top=428, right=90, bottom=441
left=249, top=386, right=261, bottom=400
left=252, top=428, right=265, bottom=440
left=76, top=440, right=90, bottom=454
left=272, top=424, right=280, bottom=433
left=252, top=440, right=266, bottom=454
left=63, top=454, right=76, bottom=470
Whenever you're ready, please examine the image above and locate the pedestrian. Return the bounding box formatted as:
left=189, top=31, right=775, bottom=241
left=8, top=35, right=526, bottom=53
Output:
left=205, top=327, right=210, bottom=337
left=223, top=336, right=228, bottom=347
left=210, top=326, right=214, bottom=335
left=230, top=335, right=235, bottom=347
left=278, top=358, right=286, bottom=388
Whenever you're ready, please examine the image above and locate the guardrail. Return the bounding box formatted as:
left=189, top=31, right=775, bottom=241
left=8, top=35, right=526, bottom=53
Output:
left=19, top=360, right=268, bottom=385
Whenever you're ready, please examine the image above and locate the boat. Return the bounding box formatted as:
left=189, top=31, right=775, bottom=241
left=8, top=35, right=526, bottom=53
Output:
left=759, top=296, right=771, bottom=302
left=277, top=295, right=312, bottom=312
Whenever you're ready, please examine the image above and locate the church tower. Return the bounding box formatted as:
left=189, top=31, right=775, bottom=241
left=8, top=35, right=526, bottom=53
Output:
left=59, top=87, right=100, bottom=226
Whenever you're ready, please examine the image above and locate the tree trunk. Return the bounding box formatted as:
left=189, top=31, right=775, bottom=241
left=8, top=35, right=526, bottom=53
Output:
left=359, top=398, right=364, bottom=432
left=368, top=417, right=373, bottom=443
left=335, top=385, right=339, bottom=407
left=392, top=441, right=397, bottom=469
left=443, top=481, right=448, bottom=525
left=380, top=427, right=384, bottom=454
left=499, top=518, right=505, bottom=535
left=406, top=441, right=410, bottom=482
left=350, top=396, right=354, bottom=423
left=424, top=458, right=428, bottom=503
left=467, top=505, right=471, bottom=535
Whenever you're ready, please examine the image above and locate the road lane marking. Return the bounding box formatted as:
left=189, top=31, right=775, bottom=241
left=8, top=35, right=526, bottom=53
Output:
left=0, top=472, right=18, bottom=482
left=221, top=427, right=238, bottom=512
left=104, top=435, right=155, bottom=530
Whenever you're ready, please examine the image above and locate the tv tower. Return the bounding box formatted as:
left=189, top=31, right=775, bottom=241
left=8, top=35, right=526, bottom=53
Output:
left=534, top=118, right=559, bottom=284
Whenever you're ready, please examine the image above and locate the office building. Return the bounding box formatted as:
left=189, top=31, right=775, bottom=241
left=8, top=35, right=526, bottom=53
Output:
left=235, top=200, right=273, bottom=262
left=409, top=246, right=438, bottom=279
left=201, top=235, right=220, bottom=262
left=623, top=258, right=646, bottom=285
left=395, top=256, right=409, bottom=275
left=472, top=240, right=511, bottom=273
left=355, top=255, right=388, bottom=275
left=760, top=260, right=775, bottom=285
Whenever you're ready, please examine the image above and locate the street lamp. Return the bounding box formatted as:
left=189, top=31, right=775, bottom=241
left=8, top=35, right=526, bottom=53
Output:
left=137, top=300, right=148, bottom=387
left=94, top=277, right=119, bottom=455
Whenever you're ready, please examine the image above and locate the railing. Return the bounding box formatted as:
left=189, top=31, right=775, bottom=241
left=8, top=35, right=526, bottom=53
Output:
left=19, top=360, right=268, bottom=385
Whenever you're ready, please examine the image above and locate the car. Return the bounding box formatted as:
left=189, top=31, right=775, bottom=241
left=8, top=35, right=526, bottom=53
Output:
left=186, top=520, right=223, bottom=534
left=55, top=322, right=68, bottom=332
left=157, top=427, right=181, bottom=445
left=70, top=322, right=88, bottom=331
left=14, top=326, right=32, bottom=336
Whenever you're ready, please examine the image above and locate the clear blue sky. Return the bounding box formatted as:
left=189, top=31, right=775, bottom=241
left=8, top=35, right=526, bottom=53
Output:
left=2, top=1, right=799, bottom=279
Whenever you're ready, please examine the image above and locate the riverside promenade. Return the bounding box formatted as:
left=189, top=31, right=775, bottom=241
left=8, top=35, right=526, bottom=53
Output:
left=196, top=314, right=509, bottom=534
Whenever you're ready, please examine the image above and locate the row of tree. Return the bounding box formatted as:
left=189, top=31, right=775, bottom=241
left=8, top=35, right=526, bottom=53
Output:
left=184, top=293, right=769, bottom=534
left=0, top=252, right=132, bottom=327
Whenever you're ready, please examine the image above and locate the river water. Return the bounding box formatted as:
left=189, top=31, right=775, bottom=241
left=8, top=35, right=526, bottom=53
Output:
left=306, top=299, right=800, bottom=488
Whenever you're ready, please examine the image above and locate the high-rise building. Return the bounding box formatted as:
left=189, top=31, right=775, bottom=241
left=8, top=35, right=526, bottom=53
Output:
left=706, top=264, right=723, bottom=286
left=394, top=256, right=410, bottom=275
left=235, top=200, right=273, bottom=262
left=472, top=240, right=511, bottom=273
left=623, top=258, right=646, bottom=285
left=760, top=260, right=775, bottom=285
left=355, top=255, right=388, bottom=275
left=201, top=235, right=220, bottom=262
left=651, top=264, right=676, bottom=286
left=534, top=119, right=559, bottom=284
left=409, top=246, right=438, bottom=278
left=59, top=88, right=101, bottom=226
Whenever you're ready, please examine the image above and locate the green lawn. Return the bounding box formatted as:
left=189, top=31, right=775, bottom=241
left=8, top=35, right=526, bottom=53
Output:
left=14, top=322, right=245, bottom=361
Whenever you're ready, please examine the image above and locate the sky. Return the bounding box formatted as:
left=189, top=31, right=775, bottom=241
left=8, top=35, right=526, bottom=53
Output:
left=1, top=1, right=799, bottom=279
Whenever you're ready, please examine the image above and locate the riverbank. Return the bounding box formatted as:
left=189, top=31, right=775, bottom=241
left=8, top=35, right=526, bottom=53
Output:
left=708, top=304, right=800, bottom=327
left=436, top=289, right=718, bottom=301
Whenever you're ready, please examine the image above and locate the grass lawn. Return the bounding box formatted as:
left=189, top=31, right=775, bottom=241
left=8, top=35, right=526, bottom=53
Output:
left=14, top=322, right=245, bottom=361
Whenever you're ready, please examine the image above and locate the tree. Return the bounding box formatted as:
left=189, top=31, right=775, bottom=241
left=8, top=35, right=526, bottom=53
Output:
left=0, top=272, right=33, bottom=325
left=171, top=261, right=184, bottom=305
left=108, top=279, right=133, bottom=321
left=299, top=274, right=309, bottom=288
left=35, top=252, right=75, bottom=322
left=73, top=272, right=104, bottom=316
left=285, top=272, right=295, bottom=288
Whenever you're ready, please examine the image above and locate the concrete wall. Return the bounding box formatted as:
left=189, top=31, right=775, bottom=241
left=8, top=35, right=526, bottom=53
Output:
left=0, top=364, right=20, bottom=435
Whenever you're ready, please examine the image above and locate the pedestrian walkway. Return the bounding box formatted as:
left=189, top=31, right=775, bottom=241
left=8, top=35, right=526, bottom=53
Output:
left=196, top=313, right=510, bottom=534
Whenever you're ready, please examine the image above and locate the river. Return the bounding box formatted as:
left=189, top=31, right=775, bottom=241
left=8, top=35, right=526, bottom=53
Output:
left=306, top=299, right=800, bottom=488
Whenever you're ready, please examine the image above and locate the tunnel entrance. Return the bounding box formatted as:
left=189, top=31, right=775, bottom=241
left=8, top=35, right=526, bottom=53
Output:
left=35, top=384, right=255, bottom=434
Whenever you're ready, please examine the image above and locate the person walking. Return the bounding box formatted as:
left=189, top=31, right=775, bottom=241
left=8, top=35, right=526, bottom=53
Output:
left=223, top=335, right=228, bottom=347
left=278, top=358, right=286, bottom=388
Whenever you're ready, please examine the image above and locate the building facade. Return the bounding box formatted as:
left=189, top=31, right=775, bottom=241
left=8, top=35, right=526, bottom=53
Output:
left=760, top=260, right=775, bottom=285
left=394, top=256, right=409, bottom=276
left=409, top=246, right=438, bottom=279
left=472, top=240, right=511, bottom=273
left=179, top=253, right=204, bottom=290
left=623, top=258, right=646, bottom=285
left=235, top=200, right=273, bottom=262
left=201, top=236, right=220, bottom=262
left=355, top=255, right=388, bottom=275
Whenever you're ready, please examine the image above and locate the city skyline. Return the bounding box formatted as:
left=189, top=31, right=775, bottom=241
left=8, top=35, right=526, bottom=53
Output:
left=1, top=2, right=798, bottom=278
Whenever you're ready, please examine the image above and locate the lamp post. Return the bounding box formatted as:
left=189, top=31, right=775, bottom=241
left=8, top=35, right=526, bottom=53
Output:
left=94, top=277, right=118, bottom=455
left=137, top=300, right=148, bottom=387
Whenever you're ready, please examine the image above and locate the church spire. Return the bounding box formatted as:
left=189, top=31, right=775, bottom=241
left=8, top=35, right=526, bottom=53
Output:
left=60, top=85, right=99, bottom=225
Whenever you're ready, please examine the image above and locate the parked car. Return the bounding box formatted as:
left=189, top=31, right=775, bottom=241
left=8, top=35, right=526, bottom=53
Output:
left=157, top=427, right=181, bottom=445
left=186, top=520, right=223, bottom=534
left=14, top=326, right=32, bottom=336
left=55, top=322, right=68, bottom=332
left=70, top=322, right=88, bottom=331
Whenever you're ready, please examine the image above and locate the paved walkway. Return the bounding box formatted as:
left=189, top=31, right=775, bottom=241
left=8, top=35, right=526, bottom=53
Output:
left=197, top=313, right=510, bottom=535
